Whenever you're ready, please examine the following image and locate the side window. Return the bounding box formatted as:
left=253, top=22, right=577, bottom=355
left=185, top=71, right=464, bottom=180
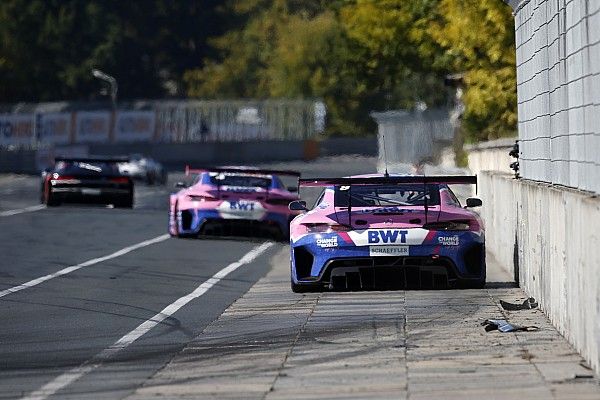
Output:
left=444, top=187, right=462, bottom=207
left=312, top=189, right=326, bottom=209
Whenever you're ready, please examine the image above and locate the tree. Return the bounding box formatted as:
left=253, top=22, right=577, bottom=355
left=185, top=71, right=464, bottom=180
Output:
left=0, top=0, right=226, bottom=102
left=428, top=0, right=517, bottom=141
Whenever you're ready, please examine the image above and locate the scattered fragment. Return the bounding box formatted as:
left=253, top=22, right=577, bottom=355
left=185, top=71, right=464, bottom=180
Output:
left=579, top=362, right=593, bottom=371
left=500, top=297, right=538, bottom=311
left=482, top=319, right=539, bottom=333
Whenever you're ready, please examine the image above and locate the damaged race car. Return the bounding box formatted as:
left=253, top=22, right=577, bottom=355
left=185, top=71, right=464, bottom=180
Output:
left=288, top=174, right=485, bottom=292
left=169, top=166, right=302, bottom=240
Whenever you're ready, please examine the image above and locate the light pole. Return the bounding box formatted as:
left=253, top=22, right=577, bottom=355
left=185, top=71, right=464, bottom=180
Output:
left=91, top=69, right=118, bottom=108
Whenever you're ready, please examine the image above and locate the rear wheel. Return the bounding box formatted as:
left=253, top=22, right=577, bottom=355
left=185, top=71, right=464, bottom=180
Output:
left=44, top=185, right=60, bottom=206
left=114, top=190, right=134, bottom=208
left=291, top=279, right=319, bottom=293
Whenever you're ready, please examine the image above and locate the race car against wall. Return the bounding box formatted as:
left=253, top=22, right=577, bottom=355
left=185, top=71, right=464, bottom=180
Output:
left=169, top=166, right=301, bottom=240
left=288, top=174, right=484, bottom=292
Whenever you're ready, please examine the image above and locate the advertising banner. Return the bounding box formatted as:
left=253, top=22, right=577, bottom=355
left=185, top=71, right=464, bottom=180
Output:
left=114, top=111, right=155, bottom=142
left=0, top=114, right=35, bottom=146
left=74, top=111, right=111, bottom=143
left=37, top=112, right=72, bottom=145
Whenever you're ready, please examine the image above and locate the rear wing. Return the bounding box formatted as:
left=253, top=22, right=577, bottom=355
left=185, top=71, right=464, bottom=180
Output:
left=185, top=165, right=301, bottom=178
left=298, top=175, right=478, bottom=226
left=55, top=156, right=129, bottom=163
left=298, top=175, right=477, bottom=187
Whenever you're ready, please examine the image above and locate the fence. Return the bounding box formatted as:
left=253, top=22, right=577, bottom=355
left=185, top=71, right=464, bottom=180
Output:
left=512, top=0, right=600, bottom=193
left=371, top=108, right=454, bottom=172
left=0, top=99, right=324, bottom=149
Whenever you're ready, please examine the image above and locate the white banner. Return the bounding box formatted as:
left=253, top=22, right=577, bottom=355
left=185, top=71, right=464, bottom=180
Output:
left=74, top=111, right=111, bottom=143
left=37, top=113, right=72, bottom=145
left=0, top=114, right=35, bottom=146
left=114, top=111, right=155, bottom=142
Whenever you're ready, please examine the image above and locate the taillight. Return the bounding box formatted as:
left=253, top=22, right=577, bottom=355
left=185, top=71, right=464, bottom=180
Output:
left=187, top=195, right=217, bottom=202
left=423, top=220, right=471, bottom=231
left=50, top=175, right=80, bottom=184
left=303, top=223, right=350, bottom=233
left=110, top=177, right=129, bottom=184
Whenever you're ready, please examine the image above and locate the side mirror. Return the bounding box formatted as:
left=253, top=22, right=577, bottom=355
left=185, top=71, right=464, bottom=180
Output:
left=465, top=197, right=482, bottom=208
left=289, top=200, right=308, bottom=211
left=287, top=186, right=298, bottom=193
left=175, top=182, right=187, bottom=188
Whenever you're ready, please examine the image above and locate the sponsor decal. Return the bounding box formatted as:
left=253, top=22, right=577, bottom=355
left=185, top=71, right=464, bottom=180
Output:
left=217, top=200, right=265, bottom=220
left=316, top=236, right=338, bottom=248
left=369, top=245, right=409, bottom=257
left=229, top=200, right=256, bottom=211
left=438, top=235, right=460, bottom=246
left=353, top=207, right=421, bottom=215
left=348, top=229, right=428, bottom=246
left=222, top=186, right=260, bottom=193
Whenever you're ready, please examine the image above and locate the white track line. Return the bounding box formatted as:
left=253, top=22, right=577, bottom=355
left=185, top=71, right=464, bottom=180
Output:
left=21, top=241, right=274, bottom=400
left=0, top=234, right=170, bottom=299
left=0, top=204, right=46, bottom=217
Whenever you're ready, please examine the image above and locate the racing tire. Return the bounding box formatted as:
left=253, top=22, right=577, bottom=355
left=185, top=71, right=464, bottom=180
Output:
left=291, top=280, right=320, bottom=293
left=44, top=186, right=60, bottom=207
left=114, top=192, right=134, bottom=209
left=458, top=279, right=486, bottom=289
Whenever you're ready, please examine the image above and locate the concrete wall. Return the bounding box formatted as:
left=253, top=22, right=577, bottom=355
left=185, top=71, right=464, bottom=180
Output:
left=0, top=137, right=378, bottom=173
left=466, top=138, right=515, bottom=176
left=481, top=171, right=600, bottom=373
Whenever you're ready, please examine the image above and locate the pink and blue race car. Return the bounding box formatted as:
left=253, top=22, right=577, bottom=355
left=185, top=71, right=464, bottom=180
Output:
left=169, top=166, right=301, bottom=240
left=288, top=174, right=485, bottom=292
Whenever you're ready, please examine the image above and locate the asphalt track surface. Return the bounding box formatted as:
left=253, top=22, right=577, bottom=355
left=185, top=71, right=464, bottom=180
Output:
left=0, top=157, right=377, bottom=399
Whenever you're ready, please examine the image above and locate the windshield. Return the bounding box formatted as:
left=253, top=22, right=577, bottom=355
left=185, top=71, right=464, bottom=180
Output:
left=334, top=184, right=440, bottom=207
left=209, top=173, right=272, bottom=189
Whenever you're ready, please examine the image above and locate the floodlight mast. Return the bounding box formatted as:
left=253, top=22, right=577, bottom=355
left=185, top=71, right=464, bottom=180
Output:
left=91, top=68, right=118, bottom=108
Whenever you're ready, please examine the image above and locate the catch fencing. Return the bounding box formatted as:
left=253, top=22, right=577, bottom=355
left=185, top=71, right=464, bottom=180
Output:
left=0, top=99, right=324, bottom=149
left=371, top=108, right=454, bottom=172
left=512, top=0, right=600, bottom=193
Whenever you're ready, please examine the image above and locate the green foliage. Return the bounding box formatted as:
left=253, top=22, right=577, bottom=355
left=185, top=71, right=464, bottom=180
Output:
left=0, top=0, right=517, bottom=142
left=0, top=0, right=227, bottom=102
left=428, top=0, right=517, bottom=141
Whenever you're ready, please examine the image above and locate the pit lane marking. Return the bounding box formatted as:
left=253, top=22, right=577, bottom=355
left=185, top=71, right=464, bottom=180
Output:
left=0, top=234, right=170, bottom=299
left=0, top=204, right=46, bottom=217
left=20, top=241, right=274, bottom=400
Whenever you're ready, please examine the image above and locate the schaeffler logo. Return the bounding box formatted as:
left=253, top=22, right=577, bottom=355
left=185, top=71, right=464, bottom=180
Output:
left=316, top=237, right=338, bottom=248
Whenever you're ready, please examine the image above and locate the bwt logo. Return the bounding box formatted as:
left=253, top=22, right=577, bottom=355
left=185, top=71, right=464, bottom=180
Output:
left=368, top=230, right=408, bottom=244
left=230, top=201, right=255, bottom=211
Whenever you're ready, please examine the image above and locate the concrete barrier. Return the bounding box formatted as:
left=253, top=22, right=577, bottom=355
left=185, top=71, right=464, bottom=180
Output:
left=481, top=171, right=600, bottom=373
left=0, top=149, right=38, bottom=174
left=0, top=137, right=379, bottom=173
left=466, top=138, right=515, bottom=176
